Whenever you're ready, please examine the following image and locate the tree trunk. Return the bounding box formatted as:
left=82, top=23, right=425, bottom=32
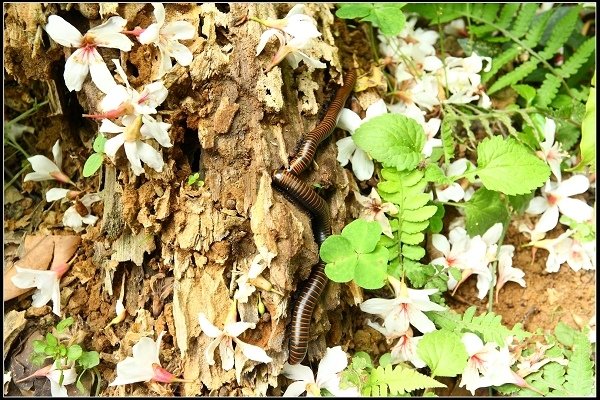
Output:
left=4, top=3, right=360, bottom=396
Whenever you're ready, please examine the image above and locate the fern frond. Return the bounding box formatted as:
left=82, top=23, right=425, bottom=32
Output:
left=562, top=334, right=595, bottom=396
left=510, top=3, right=539, bottom=39
left=428, top=306, right=531, bottom=346
left=539, top=6, right=581, bottom=60
left=535, top=74, right=562, bottom=108
left=365, top=364, right=446, bottom=396
left=488, top=59, right=540, bottom=94
left=556, top=37, right=596, bottom=79
left=440, top=118, right=456, bottom=162
left=522, top=10, right=554, bottom=48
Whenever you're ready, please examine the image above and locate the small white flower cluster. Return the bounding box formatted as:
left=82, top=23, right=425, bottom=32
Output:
left=518, top=118, right=595, bottom=273
left=44, top=3, right=195, bottom=176
left=253, top=4, right=326, bottom=71
left=24, top=140, right=102, bottom=233
left=44, top=3, right=193, bottom=92
left=431, top=222, right=526, bottom=300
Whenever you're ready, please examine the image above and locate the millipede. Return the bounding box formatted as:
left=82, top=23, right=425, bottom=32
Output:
left=286, top=69, right=357, bottom=176
left=272, top=69, right=355, bottom=365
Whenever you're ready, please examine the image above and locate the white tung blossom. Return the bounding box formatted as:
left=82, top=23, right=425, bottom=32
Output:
left=336, top=99, right=388, bottom=181
left=198, top=307, right=272, bottom=371
left=44, top=15, right=132, bottom=93
left=254, top=4, right=325, bottom=71
left=24, top=140, right=73, bottom=184
left=11, top=262, right=70, bottom=316
left=102, top=115, right=168, bottom=176
left=138, top=2, right=195, bottom=79
left=110, top=331, right=190, bottom=386
left=281, top=346, right=360, bottom=397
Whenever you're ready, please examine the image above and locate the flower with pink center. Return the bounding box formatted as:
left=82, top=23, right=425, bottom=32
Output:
left=24, top=140, right=73, bottom=185
left=526, top=175, right=594, bottom=233
left=359, top=276, right=445, bottom=335
left=137, top=3, right=195, bottom=79
left=110, top=331, right=192, bottom=386
left=44, top=15, right=133, bottom=93
left=16, top=359, right=77, bottom=397
left=354, top=188, right=399, bottom=238
left=535, top=118, right=568, bottom=182
left=459, top=333, right=528, bottom=395
left=11, top=262, right=71, bottom=316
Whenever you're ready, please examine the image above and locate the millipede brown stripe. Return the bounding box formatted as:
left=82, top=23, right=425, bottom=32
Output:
left=287, top=69, right=357, bottom=175
left=288, top=262, right=328, bottom=365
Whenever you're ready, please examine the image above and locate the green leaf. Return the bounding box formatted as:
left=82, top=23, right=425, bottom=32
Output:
left=352, top=351, right=373, bottom=370
left=82, top=153, right=104, bottom=178
left=512, top=84, right=536, bottom=106
left=554, top=322, right=577, bottom=347
left=366, top=4, right=406, bottom=36
left=342, top=219, right=382, bottom=253
left=336, top=3, right=373, bottom=19
left=427, top=203, right=445, bottom=234
left=92, top=133, right=107, bottom=153
left=32, top=340, right=47, bottom=354
left=354, top=245, right=388, bottom=289
left=463, top=188, right=509, bottom=236
left=78, top=351, right=100, bottom=370
left=365, top=364, right=446, bottom=396
left=353, top=114, right=425, bottom=171
left=469, top=136, right=550, bottom=195
left=508, top=191, right=535, bottom=214
left=46, top=333, right=58, bottom=347
left=56, top=317, right=74, bottom=333
left=417, top=330, right=468, bottom=377
left=31, top=354, right=46, bottom=367
left=321, top=235, right=354, bottom=263
left=67, top=344, right=83, bottom=361
left=424, top=163, right=452, bottom=184
left=440, top=118, right=455, bottom=162
left=401, top=244, right=425, bottom=260
left=572, top=73, right=596, bottom=171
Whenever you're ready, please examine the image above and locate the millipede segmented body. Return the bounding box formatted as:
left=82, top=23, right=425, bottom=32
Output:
left=287, top=69, right=357, bottom=176
left=273, top=69, right=355, bottom=365
left=287, top=262, right=328, bottom=365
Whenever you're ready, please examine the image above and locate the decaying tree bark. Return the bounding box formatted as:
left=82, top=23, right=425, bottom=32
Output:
left=3, top=3, right=366, bottom=396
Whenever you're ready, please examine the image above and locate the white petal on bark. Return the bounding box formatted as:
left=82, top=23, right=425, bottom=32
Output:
left=136, top=142, right=165, bottom=173
left=25, top=155, right=60, bottom=179
left=11, top=268, right=58, bottom=310
left=103, top=134, right=125, bottom=159
left=282, top=363, right=314, bottom=382
left=233, top=338, right=273, bottom=363
left=64, top=49, right=90, bottom=92
left=138, top=23, right=161, bottom=45
left=141, top=116, right=172, bottom=147
left=124, top=141, right=144, bottom=175
left=436, top=183, right=465, bottom=202
left=163, top=21, right=195, bottom=40
left=482, top=223, right=503, bottom=246
left=169, top=41, right=193, bottom=66
left=95, top=31, right=134, bottom=51
left=219, top=340, right=235, bottom=371
left=44, top=15, right=83, bottom=47
left=204, top=337, right=221, bottom=365
left=316, top=347, right=348, bottom=385
left=335, top=136, right=356, bottom=166
left=89, top=49, right=117, bottom=94
left=46, top=188, right=70, bottom=202
left=282, top=381, right=309, bottom=397
left=51, top=140, right=63, bottom=169
left=351, top=148, right=374, bottom=181
left=157, top=47, right=174, bottom=79
left=109, top=355, right=154, bottom=385
left=63, top=207, right=84, bottom=232
left=256, top=29, right=281, bottom=56
left=198, top=313, right=223, bottom=338
left=336, top=108, right=362, bottom=134
left=224, top=321, right=255, bottom=337
left=406, top=307, right=437, bottom=333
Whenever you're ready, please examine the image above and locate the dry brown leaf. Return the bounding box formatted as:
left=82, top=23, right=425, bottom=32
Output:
left=2, top=310, right=27, bottom=360
left=50, top=235, right=80, bottom=270
left=3, top=235, right=80, bottom=302
left=3, top=236, right=54, bottom=301
left=354, top=65, right=387, bottom=93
